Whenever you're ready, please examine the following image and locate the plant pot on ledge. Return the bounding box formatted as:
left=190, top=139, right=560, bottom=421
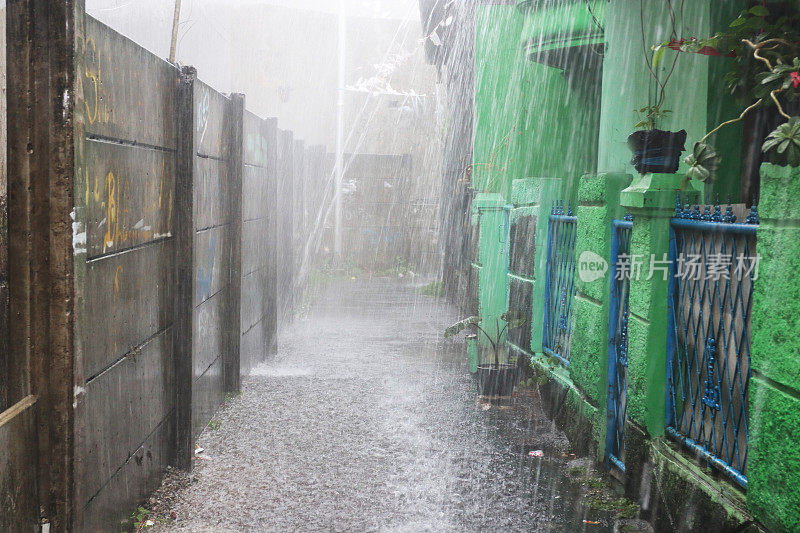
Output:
left=476, top=364, right=517, bottom=397
left=627, top=129, right=687, bottom=174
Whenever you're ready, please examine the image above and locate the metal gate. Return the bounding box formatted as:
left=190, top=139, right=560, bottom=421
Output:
left=606, top=216, right=632, bottom=473
left=666, top=199, right=758, bottom=488
left=542, top=201, right=577, bottom=365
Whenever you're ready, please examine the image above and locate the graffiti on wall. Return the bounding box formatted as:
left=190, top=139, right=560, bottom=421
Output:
left=365, top=227, right=400, bottom=247
left=197, top=234, right=216, bottom=303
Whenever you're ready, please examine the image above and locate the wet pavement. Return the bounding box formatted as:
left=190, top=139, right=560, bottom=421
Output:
left=152, top=278, right=645, bottom=532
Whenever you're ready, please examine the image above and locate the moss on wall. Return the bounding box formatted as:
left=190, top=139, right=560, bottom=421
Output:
left=748, top=378, right=800, bottom=533
left=747, top=164, right=800, bottom=532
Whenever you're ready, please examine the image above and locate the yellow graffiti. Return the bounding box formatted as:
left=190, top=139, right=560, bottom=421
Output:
left=114, top=265, right=124, bottom=299
left=83, top=37, right=115, bottom=127
left=93, top=172, right=101, bottom=203
left=104, top=171, right=117, bottom=252
left=84, top=38, right=100, bottom=125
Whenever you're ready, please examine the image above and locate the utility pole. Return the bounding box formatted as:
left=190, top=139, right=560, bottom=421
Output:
left=334, top=0, right=345, bottom=256
left=169, top=0, right=182, bottom=63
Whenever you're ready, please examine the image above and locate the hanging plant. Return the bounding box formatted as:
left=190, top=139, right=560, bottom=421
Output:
left=683, top=35, right=800, bottom=181
left=684, top=142, right=721, bottom=184
left=762, top=117, right=800, bottom=166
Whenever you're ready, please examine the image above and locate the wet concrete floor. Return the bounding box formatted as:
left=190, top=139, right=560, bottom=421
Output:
left=152, top=278, right=643, bottom=532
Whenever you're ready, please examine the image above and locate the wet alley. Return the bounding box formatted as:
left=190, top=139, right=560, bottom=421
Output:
left=148, top=278, right=642, bottom=532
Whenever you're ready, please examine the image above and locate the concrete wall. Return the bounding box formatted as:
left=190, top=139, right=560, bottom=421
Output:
left=748, top=164, right=800, bottom=532
left=74, top=17, right=180, bottom=527
left=241, top=112, right=279, bottom=374
left=3, top=5, right=321, bottom=528
left=0, top=396, right=38, bottom=530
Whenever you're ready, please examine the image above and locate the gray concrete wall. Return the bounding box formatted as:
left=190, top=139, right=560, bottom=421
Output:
left=74, top=17, right=180, bottom=528
left=241, top=112, right=278, bottom=374
left=2, top=6, right=325, bottom=527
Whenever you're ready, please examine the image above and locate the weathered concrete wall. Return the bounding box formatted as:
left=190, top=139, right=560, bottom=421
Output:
left=191, top=80, right=232, bottom=439
left=241, top=112, right=278, bottom=374
left=0, top=396, right=39, bottom=531
left=73, top=17, right=179, bottom=528
left=2, top=3, right=302, bottom=527
left=277, top=130, right=295, bottom=326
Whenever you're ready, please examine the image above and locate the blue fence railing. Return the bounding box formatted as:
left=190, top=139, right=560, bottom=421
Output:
left=666, top=198, right=758, bottom=488
left=542, top=201, right=577, bottom=365
left=606, top=216, right=632, bottom=473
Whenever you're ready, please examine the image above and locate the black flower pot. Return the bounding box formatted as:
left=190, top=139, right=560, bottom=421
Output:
left=476, top=364, right=517, bottom=397
left=627, top=128, right=687, bottom=174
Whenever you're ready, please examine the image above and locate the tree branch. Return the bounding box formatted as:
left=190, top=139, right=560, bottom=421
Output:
left=700, top=98, right=763, bottom=143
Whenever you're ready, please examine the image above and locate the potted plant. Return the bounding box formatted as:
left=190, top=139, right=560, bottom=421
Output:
left=628, top=106, right=687, bottom=174
left=444, top=311, right=526, bottom=397
left=625, top=2, right=689, bottom=175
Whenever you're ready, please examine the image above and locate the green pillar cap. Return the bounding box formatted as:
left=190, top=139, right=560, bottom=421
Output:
left=620, top=172, right=700, bottom=211
left=472, top=192, right=507, bottom=212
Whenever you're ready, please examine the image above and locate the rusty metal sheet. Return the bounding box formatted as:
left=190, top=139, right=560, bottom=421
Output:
left=194, top=225, right=230, bottom=307
left=79, top=329, right=174, bottom=504
left=193, top=80, right=229, bottom=159
left=79, top=412, right=175, bottom=531
left=83, top=240, right=174, bottom=379
left=81, top=17, right=178, bottom=148
left=193, top=291, right=228, bottom=380
left=192, top=357, right=224, bottom=440
left=242, top=166, right=270, bottom=222
left=194, top=156, right=229, bottom=230
left=83, top=140, right=175, bottom=258
left=243, top=111, right=269, bottom=167
left=0, top=396, right=38, bottom=531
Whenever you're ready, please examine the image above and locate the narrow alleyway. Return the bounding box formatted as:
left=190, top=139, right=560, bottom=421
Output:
left=151, top=279, right=639, bottom=532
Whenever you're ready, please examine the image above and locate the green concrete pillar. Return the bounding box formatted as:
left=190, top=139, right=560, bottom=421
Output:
left=747, top=163, right=800, bottom=532
left=569, top=173, right=632, bottom=412
left=620, top=173, right=699, bottom=438
left=472, top=193, right=509, bottom=354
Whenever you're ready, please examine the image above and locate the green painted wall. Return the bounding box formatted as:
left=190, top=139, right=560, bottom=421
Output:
left=467, top=1, right=800, bottom=529
left=570, top=173, right=631, bottom=418
left=473, top=5, right=601, bottom=200
left=597, top=0, right=745, bottom=200
left=472, top=193, right=509, bottom=353
left=748, top=164, right=800, bottom=532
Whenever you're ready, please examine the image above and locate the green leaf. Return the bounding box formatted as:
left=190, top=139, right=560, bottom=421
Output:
left=444, top=316, right=481, bottom=338
left=748, top=5, right=769, bottom=17
left=652, top=45, right=667, bottom=70
left=729, top=16, right=747, bottom=27
left=500, top=310, right=527, bottom=331
left=762, top=137, right=782, bottom=152
left=778, top=138, right=791, bottom=154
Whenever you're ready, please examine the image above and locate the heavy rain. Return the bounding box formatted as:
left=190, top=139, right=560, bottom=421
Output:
left=0, top=0, right=799, bottom=532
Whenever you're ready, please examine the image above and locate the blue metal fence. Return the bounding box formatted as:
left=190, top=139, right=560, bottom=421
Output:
left=606, top=216, right=633, bottom=473
left=666, top=197, right=758, bottom=488
left=542, top=201, right=577, bottom=365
